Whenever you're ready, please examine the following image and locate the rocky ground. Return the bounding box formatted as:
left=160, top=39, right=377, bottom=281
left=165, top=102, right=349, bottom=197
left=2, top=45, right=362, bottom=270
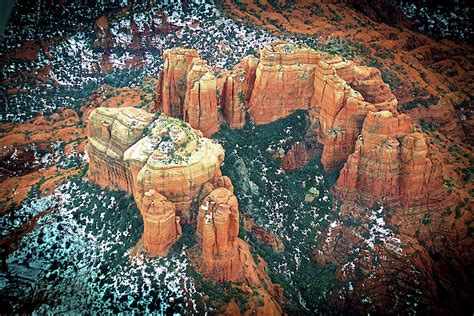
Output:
left=0, top=0, right=472, bottom=315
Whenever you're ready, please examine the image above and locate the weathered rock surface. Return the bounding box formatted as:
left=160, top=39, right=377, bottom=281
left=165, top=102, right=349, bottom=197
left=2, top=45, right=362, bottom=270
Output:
left=87, top=107, right=224, bottom=254
left=220, top=56, right=258, bottom=128
left=334, top=110, right=448, bottom=212
left=216, top=41, right=401, bottom=174
left=193, top=185, right=282, bottom=313
left=196, top=187, right=240, bottom=281
left=281, top=142, right=311, bottom=172
left=158, top=48, right=219, bottom=137
left=141, top=190, right=182, bottom=256
left=309, top=57, right=398, bottom=171
left=248, top=41, right=321, bottom=124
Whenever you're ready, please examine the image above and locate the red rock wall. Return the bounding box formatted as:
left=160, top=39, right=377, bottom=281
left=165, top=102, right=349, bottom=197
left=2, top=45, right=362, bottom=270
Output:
left=141, top=190, right=182, bottom=257
left=159, top=48, right=219, bottom=137
left=221, top=56, right=259, bottom=128
left=248, top=41, right=321, bottom=124
left=335, top=110, right=448, bottom=212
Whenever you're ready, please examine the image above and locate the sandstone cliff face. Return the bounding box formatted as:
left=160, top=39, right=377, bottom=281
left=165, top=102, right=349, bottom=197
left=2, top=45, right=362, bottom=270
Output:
left=196, top=187, right=240, bottom=281
left=217, top=41, right=401, bottom=173
left=334, top=110, right=448, bottom=212
left=248, top=41, right=321, bottom=124
left=141, top=190, right=182, bottom=256
left=193, top=185, right=282, bottom=314
left=87, top=107, right=153, bottom=193
left=158, top=48, right=219, bottom=137
left=87, top=107, right=224, bottom=254
left=309, top=57, right=398, bottom=172
left=220, top=56, right=258, bottom=128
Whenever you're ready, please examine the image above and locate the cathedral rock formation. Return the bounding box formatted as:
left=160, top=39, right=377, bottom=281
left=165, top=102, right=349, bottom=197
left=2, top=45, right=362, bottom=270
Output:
left=215, top=41, right=400, bottom=173
left=335, top=110, right=449, bottom=213
left=87, top=107, right=224, bottom=255
left=154, top=41, right=403, bottom=176
left=194, top=185, right=283, bottom=314
left=157, top=48, right=219, bottom=137
left=248, top=41, right=320, bottom=124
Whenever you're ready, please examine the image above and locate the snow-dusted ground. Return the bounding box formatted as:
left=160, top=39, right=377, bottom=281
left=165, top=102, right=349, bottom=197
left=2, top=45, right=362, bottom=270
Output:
left=400, top=0, right=473, bottom=41
left=2, top=1, right=316, bottom=123
left=0, top=179, right=199, bottom=313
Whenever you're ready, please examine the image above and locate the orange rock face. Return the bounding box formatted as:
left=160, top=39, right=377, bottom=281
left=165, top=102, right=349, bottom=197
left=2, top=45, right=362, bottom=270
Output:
left=309, top=58, right=398, bottom=171
left=196, top=187, right=240, bottom=281
left=141, top=190, right=182, bottom=256
left=220, top=56, right=258, bottom=128
left=248, top=41, right=321, bottom=124
left=335, top=110, right=448, bottom=211
left=158, top=48, right=219, bottom=137
left=217, top=41, right=400, bottom=173
left=87, top=107, right=224, bottom=254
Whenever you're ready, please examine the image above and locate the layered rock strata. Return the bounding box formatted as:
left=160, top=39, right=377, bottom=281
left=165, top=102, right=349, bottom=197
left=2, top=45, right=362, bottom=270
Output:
left=158, top=48, right=219, bottom=137
left=141, top=189, right=182, bottom=256
left=309, top=57, right=398, bottom=171
left=220, top=56, right=258, bottom=128
left=87, top=107, right=224, bottom=255
left=335, top=110, right=448, bottom=212
left=216, top=41, right=400, bottom=174
left=248, top=41, right=321, bottom=124
left=196, top=187, right=240, bottom=281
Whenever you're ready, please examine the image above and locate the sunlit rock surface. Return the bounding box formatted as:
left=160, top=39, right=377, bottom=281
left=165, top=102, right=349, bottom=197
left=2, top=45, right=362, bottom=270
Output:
left=157, top=48, right=219, bottom=137
left=87, top=106, right=224, bottom=254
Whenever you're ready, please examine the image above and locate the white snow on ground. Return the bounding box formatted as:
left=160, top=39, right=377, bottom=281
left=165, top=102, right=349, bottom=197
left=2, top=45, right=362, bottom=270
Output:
left=1, top=179, right=200, bottom=313
left=2, top=1, right=322, bottom=122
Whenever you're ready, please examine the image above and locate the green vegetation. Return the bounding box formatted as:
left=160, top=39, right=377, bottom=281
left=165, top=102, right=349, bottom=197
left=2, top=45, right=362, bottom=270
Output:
left=422, top=213, right=431, bottom=225
left=232, top=0, right=248, bottom=11
left=214, top=110, right=342, bottom=312
left=402, top=95, right=440, bottom=111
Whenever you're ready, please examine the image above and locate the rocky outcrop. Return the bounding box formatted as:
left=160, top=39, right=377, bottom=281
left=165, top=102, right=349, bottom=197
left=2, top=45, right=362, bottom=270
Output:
left=220, top=56, right=258, bottom=128
left=216, top=41, right=400, bottom=174
left=196, top=187, right=240, bottom=281
left=193, top=185, right=282, bottom=313
left=281, top=142, right=311, bottom=171
left=309, top=57, right=398, bottom=171
left=141, top=190, right=182, bottom=256
left=158, top=48, right=219, bottom=137
left=87, top=107, right=152, bottom=193
left=87, top=107, right=224, bottom=254
left=335, top=110, right=448, bottom=212
left=244, top=219, right=285, bottom=252
left=196, top=181, right=282, bottom=288
left=248, top=41, right=321, bottom=124
left=123, top=113, right=224, bottom=223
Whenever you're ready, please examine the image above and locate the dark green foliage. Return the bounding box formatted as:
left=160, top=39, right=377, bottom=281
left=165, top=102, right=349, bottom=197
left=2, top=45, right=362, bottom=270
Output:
left=402, top=95, right=440, bottom=111
left=422, top=213, right=431, bottom=225
left=214, top=110, right=342, bottom=313
left=232, top=0, right=248, bottom=11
